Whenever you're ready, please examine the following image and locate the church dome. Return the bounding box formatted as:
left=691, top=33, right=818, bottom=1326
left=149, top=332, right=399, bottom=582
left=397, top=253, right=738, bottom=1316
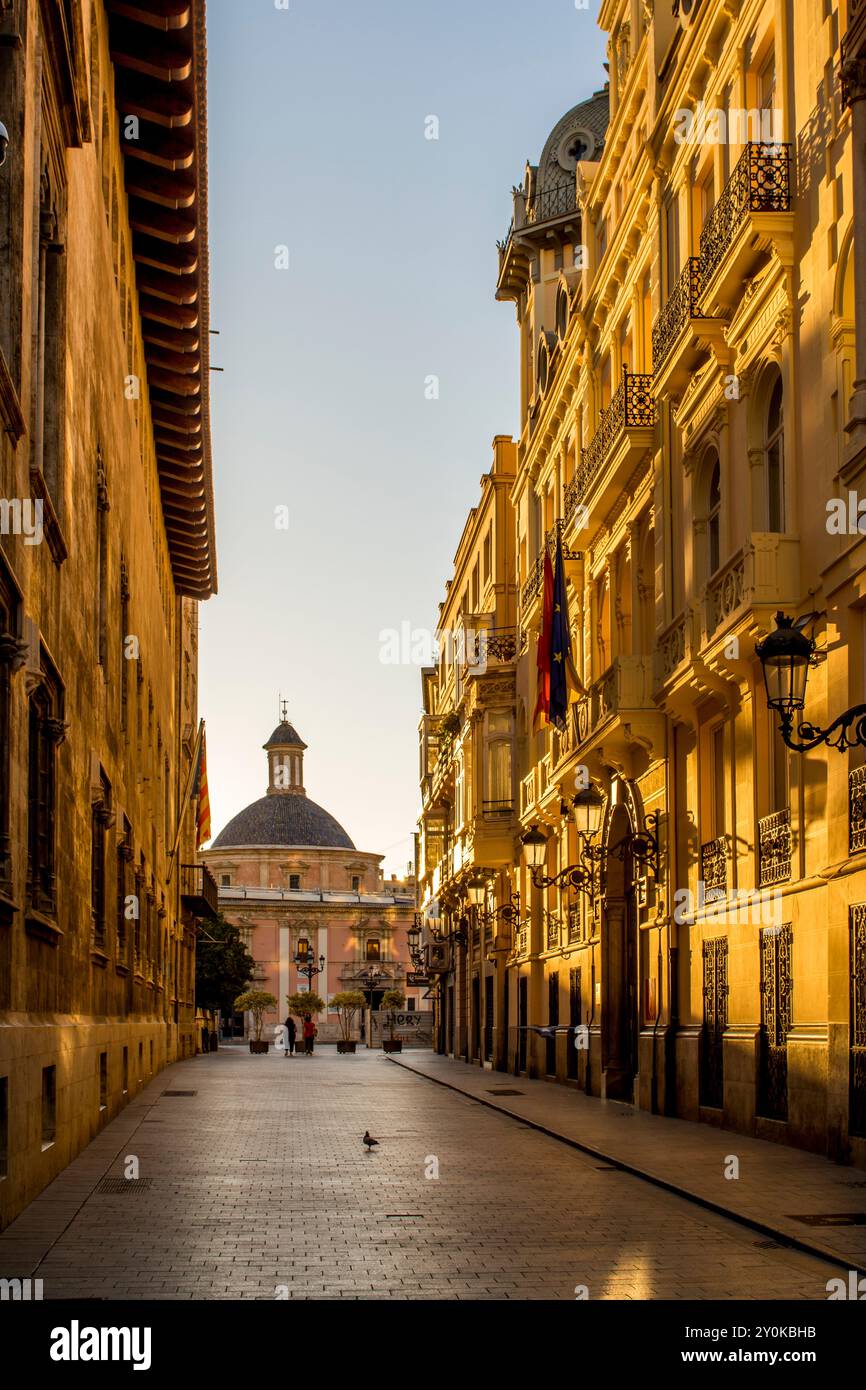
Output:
left=211, top=794, right=354, bottom=850
left=211, top=716, right=355, bottom=850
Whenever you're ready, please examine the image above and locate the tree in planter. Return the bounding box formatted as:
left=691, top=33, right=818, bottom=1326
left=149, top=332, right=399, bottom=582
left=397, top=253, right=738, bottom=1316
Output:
left=330, top=991, right=366, bottom=1049
left=234, top=990, right=278, bottom=1050
left=285, top=990, right=326, bottom=1021
left=381, top=988, right=406, bottom=1044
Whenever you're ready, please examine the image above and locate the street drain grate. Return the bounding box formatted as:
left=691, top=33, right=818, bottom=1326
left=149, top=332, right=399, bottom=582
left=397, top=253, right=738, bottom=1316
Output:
left=789, top=1212, right=866, bottom=1227
left=487, top=1088, right=524, bottom=1096
left=754, top=1239, right=783, bottom=1249
left=96, top=1177, right=153, bottom=1194
left=386, top=1214, right=423, bottom=1220
left=595, top=1165, right=618, bottom=1171
left=161, top=1090, right=197, bottom=1097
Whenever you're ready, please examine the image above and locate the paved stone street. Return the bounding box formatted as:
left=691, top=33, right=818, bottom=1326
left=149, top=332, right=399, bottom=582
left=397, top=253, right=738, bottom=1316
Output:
left=0, top=1047, right=847, bottom=1300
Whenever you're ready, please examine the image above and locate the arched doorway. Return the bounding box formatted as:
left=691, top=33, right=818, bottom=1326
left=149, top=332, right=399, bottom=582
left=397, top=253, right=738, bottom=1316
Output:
left=602, top=802, right=639, bottom=1102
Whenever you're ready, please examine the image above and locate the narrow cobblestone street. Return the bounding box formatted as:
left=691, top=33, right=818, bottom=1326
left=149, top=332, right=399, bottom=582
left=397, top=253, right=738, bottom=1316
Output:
left=0, top=1048, right=847, bottom=1301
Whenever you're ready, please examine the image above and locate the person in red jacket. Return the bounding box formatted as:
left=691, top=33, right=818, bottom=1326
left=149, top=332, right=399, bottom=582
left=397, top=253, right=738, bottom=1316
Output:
left=302, top=1014, right=317, bottom=1056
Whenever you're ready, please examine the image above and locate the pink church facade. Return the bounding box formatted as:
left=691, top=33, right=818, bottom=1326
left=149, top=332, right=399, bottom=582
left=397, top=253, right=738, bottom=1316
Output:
left=201, top=719, right=420, bottom=1041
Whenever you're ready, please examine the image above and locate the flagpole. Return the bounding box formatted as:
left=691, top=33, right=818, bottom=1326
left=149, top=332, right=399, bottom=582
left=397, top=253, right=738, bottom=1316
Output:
left=167, top=717, right=204, bottom=884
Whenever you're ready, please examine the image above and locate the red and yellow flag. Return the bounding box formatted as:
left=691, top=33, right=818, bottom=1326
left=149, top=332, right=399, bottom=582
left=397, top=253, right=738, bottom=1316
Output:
left=195, top=723, right=211, bottom=848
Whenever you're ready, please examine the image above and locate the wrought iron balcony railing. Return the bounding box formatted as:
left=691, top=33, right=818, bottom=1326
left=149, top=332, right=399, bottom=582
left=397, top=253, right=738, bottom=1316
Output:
left=699, top=142, right=792, bottom=292
left=565, top=368, right=656, bottom=517
left=567, top=903, right=582, bottom=943
left=180, top=862, right=219, bottom=921
left=527, top=181, right=578, bottom=225
left=652, top=257, right=703, bottom=375
left=482, top=799, right=515, bottom=819
left=700, top=837, right=728, bottom=902
left=545, top=912, right=561, bottom=950
left=520, top=519, right=576, bottom=609
left=850, top=766, right=866, bottom=855
left=757, top=809, right=792, bottom=887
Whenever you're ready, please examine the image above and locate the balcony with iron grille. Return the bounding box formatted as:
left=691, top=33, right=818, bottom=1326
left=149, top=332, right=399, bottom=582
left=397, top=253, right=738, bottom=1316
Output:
left=651, top=257, right=727, bottom=397
left=563, top=368, right=657, bottom=545
left=180, top=862, right=219, bottom=921
left=700, top=837, right=728, bottom=903
left=497, top=181, right=580, bottom=300
left=757, top=809, right=792, bottom=888
left=850, top=766, right=866, bottom=855
left=700, top=534, right=800, bottom=658
left=519, top=519, right=580, bottom=630
left=557, top=654, right=663, bottom=771
left=697, top=142, right=793, bottom=313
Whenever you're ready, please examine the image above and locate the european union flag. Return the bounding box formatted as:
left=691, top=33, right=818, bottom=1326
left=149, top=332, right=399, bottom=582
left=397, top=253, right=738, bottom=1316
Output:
left=549, top=533, right=583, bottom=730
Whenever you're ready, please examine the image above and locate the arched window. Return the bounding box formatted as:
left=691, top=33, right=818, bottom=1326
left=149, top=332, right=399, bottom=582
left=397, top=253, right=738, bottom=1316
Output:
left=708, top=457, right=721, bottom=575
left=764, top=374, right=784, bottom=532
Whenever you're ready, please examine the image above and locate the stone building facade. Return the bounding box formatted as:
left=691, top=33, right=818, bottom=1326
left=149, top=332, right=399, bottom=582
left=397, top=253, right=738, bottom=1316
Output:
left=202, top=720, right=420, bottom=1042
left=419, top=0, right=866, bottom=1164
left=0, top=0, right=217, bottom=1229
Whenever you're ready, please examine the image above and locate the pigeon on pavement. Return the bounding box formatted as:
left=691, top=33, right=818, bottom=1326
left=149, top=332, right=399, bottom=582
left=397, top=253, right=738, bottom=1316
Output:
left=363, top=1131, right=379, bottom=1151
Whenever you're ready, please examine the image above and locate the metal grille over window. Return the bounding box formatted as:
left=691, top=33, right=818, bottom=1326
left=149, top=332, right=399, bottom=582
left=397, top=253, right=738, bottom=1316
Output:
left=700, top=937, right=728, bottom=1109
left=850, top=905, right=866, bottom=1139
left=758, top=923, right=793, bottom=1122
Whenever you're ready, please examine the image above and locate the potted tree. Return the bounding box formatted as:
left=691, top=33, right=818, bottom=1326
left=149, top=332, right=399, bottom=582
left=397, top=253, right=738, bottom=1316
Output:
left=330, top=990, right=365, bottom=1053
left=234, top=989, right=278, bottom=1053
left=381, top=988, right=406, bottom=1053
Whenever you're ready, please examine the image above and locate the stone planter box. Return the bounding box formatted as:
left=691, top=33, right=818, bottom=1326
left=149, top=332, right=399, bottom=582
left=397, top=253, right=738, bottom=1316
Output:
left=382, top=1039, right=403, bottom=1053
left=336, top=1040, right=357, bottom=1054
left=249, top=1039, right=270, bottom=1054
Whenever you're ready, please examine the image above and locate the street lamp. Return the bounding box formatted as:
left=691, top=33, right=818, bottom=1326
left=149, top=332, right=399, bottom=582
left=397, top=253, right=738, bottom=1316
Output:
left=521, top=824, right=596, bottom=902
left=755, top=612, right=858, bottom=752
left=407, top=917, right=425, bottom=971
left=294, top=942, right=325, bottom=989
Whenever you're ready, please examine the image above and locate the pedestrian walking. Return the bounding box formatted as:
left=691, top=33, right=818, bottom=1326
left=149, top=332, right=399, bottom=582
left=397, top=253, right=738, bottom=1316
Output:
left=284, top=1015, right=297, bottom=1056
left=302, top=1014, right=317, bottom=1056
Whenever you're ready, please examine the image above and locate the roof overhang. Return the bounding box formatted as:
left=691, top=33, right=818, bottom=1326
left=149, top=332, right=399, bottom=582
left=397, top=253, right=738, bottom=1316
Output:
left=108, top=0, right=217, bottom=599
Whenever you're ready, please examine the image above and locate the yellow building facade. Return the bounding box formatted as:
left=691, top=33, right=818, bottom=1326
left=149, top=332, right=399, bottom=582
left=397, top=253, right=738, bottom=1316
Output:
left=0, top=0, right=217, bottom=1228
left=419, top=0, right=866, bottom=1163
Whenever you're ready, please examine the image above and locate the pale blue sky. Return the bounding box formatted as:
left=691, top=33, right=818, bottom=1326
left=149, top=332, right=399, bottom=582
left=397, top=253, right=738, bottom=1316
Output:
left=200, top=0, right=608, bottom=871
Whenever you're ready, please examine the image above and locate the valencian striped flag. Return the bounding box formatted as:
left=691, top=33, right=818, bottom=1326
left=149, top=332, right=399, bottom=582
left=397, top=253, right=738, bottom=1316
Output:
left=192, top=722, right=211, bottom=848
left=548, top=532, right=586, bottom=730
left=532, top=548, right=555, bottom=729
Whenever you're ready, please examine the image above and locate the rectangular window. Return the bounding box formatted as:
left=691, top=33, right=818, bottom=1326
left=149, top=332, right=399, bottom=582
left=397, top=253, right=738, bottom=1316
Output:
left=91, top=767, right=111, bottom=949
left=289, top=873, right=300, bottom=891
left=99, top=1052, right=108, bottom=1110
left=96, top=457, right=109, bottom=666
left=366, top=939, right=381, bottom=962
left=351, top=876, right=360, bottom=892
left=547, top=973, right=559, bottom=1075
left=0, top=1076, right=7, bottom=1177
left=483, top=526, right=492, bottom=584
left=220, top=874, right=231, bottom=887
left=116, top=816, right=131, bottom=956
left=41, top=1065, right=56, bottom=1147
left=27, top=655, right=62, bottom=919
left=664, top=193, right=679, bottom=292
left=149, top=1040, right=154, bottom=1074
left=0, top=560, right=20, bottom=897
left=119, top=559, right=130, bottom=732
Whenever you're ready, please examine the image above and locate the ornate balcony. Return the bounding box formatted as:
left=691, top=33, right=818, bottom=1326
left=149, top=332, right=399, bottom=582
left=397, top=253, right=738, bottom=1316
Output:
left=758, top=809, right=792, bottom=887
left=700, top=837, right=728, bottom=902
left=559, top=654, right=663, bottom=770
left=564, top=369, right=657, bottom=542
left=701, top=534, right=800, bottom=656
left=651, top=257, right=727, bottom=396
left=519, top=519, right=579, bottom=624
left=567, top=903, right=582, bottom=943
left=698, top=142, right=793, bottom=312
left=850, top=766, right=866, bottom=855
left=545, top=912, right=562, bottom=950
left=180, top=862, right=219, bottom=921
